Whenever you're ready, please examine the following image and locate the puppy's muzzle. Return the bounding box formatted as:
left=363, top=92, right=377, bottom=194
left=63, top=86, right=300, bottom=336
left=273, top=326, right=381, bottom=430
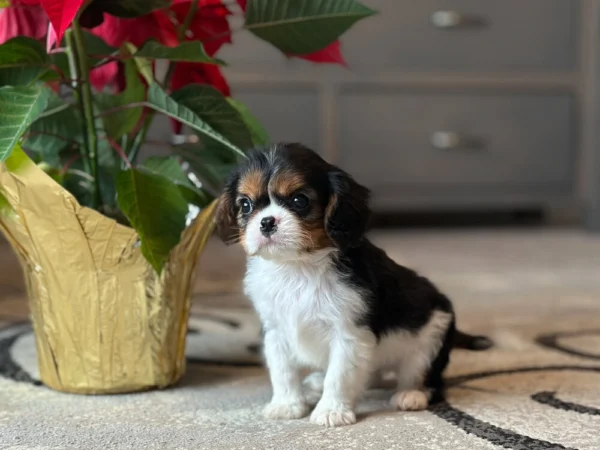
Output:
left=260, top=216, right=277, bottom=237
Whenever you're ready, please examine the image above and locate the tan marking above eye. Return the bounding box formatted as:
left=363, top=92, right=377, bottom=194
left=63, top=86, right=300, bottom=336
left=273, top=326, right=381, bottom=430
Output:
left=238, top=170, right=266, bottom=199
left=269, top=171, right=305, bottom=198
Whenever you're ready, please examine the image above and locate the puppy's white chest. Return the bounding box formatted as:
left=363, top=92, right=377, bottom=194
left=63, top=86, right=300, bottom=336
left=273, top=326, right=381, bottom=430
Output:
left=244, top=253, right=364, bottom=367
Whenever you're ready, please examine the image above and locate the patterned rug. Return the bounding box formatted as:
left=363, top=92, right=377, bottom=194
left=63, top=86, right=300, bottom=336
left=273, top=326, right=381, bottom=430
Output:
left=3, top=231, right=600, bottom=449
left=1, top=302, right=600, bottom=450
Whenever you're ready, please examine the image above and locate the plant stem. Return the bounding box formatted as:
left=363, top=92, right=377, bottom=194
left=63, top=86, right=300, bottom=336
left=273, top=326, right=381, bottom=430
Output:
left=22, top=131, right=80, bottom=146
left=163, top=64, right=176, bottom=90
left=178, top=0, right=199, bottom=41
left=127, top=113, right=154, bottom=165
left=70, top=21, right=101, bottom=209
left=94, top=101, right=150, bottom=119
left=104, top=137, right=132, bottom=169
left=64, top=29, right=92, bottom=178
left=156, top=0, right=199, bottom=147
left=163, top=0, right=200, bottom=89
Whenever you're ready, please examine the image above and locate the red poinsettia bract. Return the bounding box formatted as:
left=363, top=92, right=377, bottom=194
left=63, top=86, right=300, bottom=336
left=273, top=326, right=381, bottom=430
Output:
left=0, top=0, right=48, bottom=43
left=88, top=11, right=178, bottom=91
left=89, top=0, right=233, bottom=94
left=0, top=0, right=84, bottom=44
left=40, top=0, right=85, bottom=44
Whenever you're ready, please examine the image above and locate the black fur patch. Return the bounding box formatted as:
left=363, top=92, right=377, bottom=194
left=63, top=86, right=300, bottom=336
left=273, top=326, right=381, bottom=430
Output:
left=333, top=240, right=456, bottom=395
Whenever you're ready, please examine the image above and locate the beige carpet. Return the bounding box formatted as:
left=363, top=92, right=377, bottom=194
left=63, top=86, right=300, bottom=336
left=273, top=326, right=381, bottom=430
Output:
left=1, top=230, right=600, bottom=450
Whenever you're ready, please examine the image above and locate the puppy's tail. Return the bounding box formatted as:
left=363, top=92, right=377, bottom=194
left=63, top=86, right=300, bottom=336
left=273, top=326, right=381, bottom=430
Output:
left=453, top=329, right=493, bottom=351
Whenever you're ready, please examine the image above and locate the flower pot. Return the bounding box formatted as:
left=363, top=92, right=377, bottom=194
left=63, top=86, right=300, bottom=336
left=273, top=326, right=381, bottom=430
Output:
left=0, top=149, right=217, bottom=394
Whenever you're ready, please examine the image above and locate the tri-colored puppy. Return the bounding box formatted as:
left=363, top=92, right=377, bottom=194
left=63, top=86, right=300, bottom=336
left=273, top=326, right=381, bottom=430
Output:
left=215, top=143, right=491, bottom=427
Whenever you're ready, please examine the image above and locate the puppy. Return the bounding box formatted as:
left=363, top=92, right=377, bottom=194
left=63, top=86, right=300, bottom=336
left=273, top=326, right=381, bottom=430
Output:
left=214, top=143, right=492, bottom=427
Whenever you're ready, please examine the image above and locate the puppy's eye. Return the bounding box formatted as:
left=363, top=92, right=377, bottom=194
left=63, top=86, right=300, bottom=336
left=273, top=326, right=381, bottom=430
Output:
left=291, top=194, right=309, bottom=210
left=240, top=198, right=253, bottom=214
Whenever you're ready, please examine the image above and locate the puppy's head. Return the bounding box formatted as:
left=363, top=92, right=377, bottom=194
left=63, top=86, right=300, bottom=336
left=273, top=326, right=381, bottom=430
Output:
left=215, top=143, right=371, bottom=259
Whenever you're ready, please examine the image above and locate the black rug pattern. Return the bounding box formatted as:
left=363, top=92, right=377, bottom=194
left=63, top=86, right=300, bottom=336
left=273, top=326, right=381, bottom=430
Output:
left=1, top=315, right=600, bottom=450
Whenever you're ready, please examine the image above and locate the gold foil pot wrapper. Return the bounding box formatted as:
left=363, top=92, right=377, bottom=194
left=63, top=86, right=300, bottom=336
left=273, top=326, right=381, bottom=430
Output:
left=0, top=149, right=217, bottom=394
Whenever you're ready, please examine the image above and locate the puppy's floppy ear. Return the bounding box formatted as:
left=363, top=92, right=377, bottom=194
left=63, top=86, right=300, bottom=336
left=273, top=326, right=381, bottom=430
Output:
left=325, top=169, right=371, bottom=249
left=214, top=171, right=240, bottom=244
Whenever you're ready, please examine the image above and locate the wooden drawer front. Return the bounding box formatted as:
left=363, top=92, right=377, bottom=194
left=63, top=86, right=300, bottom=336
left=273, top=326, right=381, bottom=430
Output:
left=232, top=89, right=320, bottom=152
left=339, top=0, right=578, bottom=71
left=220, top=1, right=577, bottom=71
left=338, top=92, right=574, bottom=192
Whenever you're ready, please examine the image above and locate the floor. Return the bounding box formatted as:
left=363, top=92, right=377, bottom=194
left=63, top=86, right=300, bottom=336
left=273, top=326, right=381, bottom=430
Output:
left=1, top=229, right=600, bottom=449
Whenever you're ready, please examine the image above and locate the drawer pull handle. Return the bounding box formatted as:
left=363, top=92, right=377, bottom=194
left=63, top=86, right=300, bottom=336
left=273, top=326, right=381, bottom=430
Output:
left=431, top=131, right=484, bottom=150
left=430, top=11, right=487, bottom=29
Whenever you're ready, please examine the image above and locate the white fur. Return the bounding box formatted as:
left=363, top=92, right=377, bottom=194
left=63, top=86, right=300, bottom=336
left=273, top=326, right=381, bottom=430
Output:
left=244, top=201, right=308, bottom=258
left=244, top=250, right=452, bottom=427
left=390, top=390, right=429, bottom=411
left=376, top=310, right=452, bottom=392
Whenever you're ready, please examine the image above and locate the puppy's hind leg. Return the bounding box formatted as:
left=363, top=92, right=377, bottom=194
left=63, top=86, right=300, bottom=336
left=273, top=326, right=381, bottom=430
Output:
left=390, top=346, right=450, bottom=411
left=389, top=360, right=431, bottom=411
left=390, top=313, right=454, bottom=411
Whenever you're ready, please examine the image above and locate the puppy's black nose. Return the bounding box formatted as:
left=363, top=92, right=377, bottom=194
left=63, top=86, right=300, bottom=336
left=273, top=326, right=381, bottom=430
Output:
left=260, top=216, right=277, bottom=236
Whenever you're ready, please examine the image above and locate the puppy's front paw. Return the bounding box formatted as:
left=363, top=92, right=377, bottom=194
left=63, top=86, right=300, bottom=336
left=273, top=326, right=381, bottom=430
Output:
left=390, top=390, right=429, bottom=411
left=263, top=400, right=308, bottom=420
left=310, top=402, right=356, bottom=427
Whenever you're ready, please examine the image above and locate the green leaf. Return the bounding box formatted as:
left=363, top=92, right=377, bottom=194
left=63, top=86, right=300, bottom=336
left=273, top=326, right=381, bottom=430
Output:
left=172, top=143, right=236, bottom=196
left=81, top=30, right=118, bottom=60
left=135, top=41, right=225, bottom=65
left=21, top=92, right=82, bottom=166
left=4, top=143, right=29, bottom=173
left=0, top=86, right=49, bottom=162
left=47, top=53, right=70, bottom=81
left=88, top=0, right=171, bottom=18
left=0, top=190, right=12, bottom=218
left=124, top=43, right=154, bottom=85
left=41, top=88, right=71, bottom=114
left=171, top=84, right=253, bottom=150
left=61, top=155, right=94, bottom=207
left=140, top=155, right=212, bottom=205
left=141, top=156, right=194, bottom=187
left=36, top=161, right=64, bottom=185
left=116, top=168, right=191, bottom=273
left=96, top=126, right=122, bottom=211
left=96, top=59, right=145, bottom=139
left=56, top=30, right=117, bottom=59
left=0, top=37, right=51, bottom=86
left=98, top=136, right=119, bottom=168
left=226, top=98, right=270, bottom=146
left=244, top=0, right=376, bottom=55
left=98, top=163, right=119, bottom=212
left=146, top=83, right=245, bottom=158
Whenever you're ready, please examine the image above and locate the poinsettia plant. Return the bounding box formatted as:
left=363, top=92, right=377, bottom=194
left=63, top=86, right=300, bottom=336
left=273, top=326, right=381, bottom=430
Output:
left=0, top=0, right=375, bottom=273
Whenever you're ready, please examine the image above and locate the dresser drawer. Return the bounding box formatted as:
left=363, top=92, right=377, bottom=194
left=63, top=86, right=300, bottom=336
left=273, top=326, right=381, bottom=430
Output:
left=233, top=88, right=321, bottom=152
left=340, top=0, right=578, bottom=71
left=338, top=92, right=574, bottom=194
left=220, top=1, right=578, bottom=71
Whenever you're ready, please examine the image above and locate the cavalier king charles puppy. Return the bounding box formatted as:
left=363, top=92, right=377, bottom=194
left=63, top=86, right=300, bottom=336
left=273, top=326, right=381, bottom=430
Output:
left=214, top=143, right=492, bottom=427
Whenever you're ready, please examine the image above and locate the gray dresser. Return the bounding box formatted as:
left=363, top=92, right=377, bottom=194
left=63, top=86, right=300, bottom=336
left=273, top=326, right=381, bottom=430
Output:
left=218, top=0, right=600, bottom=226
